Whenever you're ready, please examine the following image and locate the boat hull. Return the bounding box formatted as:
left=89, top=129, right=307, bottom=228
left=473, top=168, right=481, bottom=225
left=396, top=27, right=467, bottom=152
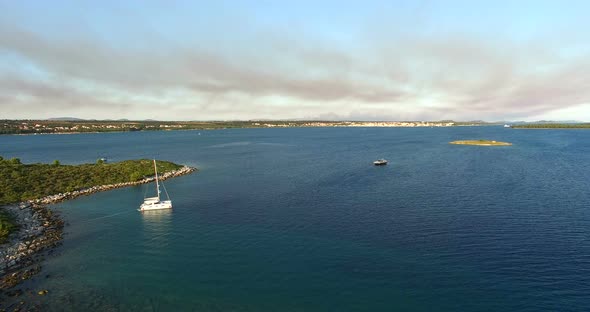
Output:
left=139, top=200, right=172, bottom=211
left=373, top=159, right=388, bottom=165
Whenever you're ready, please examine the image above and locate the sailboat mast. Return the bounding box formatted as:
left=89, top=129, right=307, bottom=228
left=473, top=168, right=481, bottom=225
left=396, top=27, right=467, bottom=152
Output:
left=153, top=159, right=160, bottom=201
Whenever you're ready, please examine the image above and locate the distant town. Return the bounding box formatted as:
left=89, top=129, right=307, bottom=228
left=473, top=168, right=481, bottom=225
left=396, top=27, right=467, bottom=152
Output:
left=0, top=119, right=464, bottom=135
left=2, top=119, right=589, bottom=135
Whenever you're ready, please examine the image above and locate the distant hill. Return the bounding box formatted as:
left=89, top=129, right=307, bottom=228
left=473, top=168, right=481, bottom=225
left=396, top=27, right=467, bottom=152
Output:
left=502, top=120, right=584, bottom=125
left=47, top=117, right=85, bottom=121
left=535, top=120, right=582, bottom=124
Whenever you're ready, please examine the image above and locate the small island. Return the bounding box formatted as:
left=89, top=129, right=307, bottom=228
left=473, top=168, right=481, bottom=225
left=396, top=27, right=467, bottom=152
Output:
left=450, top=140, right=512, bottom=146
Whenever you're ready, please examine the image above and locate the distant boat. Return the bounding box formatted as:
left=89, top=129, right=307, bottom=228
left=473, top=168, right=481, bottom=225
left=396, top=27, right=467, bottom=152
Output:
left=504, top=124, right=511, bottom=128
left=373, top=159, right=388, bottom=166
left=139, top=160, right=172, bottom=211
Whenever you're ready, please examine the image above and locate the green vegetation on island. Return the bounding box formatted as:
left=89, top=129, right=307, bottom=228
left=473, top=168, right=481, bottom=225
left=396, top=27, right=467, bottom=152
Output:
left=0, top=209, right=18, bottom=244
left=512, top=123, right=590, bottom=129
left=0, top=157, right=182, bottom=242
left=450, top=140, right=512, bottom=146
left=0, top=157, right=182, bottom=205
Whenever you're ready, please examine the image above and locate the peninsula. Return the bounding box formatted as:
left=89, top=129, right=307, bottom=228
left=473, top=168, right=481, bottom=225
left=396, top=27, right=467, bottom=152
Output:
left=450, top=140, right=512, bottom=146
left=512, top=123, right=590, bottom=129
left=0, top=157, right=196, bottom=293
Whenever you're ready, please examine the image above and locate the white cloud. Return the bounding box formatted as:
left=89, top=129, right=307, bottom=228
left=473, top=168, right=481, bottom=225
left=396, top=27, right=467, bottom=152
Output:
left=1, top=17, right=590, bottom=121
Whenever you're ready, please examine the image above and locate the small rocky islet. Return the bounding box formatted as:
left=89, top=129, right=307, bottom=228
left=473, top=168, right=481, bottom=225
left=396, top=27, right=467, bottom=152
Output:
left=449, top=140, right=512, bottom=146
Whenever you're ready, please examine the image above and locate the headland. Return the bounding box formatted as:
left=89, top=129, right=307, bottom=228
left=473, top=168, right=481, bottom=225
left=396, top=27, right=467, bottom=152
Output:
left=0, top=158, right=195, bottom=296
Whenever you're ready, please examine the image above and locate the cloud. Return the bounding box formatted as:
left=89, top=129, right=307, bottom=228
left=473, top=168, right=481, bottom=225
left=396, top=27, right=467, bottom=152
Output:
left=0, top=24, right=403, bottom=104
left=1, top=19, right=590, bottom=120
left=0, top=76, right=135, bottom=118
left=369, top=34, right=590, bottom=120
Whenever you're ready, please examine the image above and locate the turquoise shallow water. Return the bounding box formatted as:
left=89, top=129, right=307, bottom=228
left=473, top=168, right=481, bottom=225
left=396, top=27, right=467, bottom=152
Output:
left=2, top=127, right=590, bottom=311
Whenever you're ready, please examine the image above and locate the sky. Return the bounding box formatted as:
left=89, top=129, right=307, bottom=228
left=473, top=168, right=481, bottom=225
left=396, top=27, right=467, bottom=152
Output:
left=1, top=0, right=590, bottom=121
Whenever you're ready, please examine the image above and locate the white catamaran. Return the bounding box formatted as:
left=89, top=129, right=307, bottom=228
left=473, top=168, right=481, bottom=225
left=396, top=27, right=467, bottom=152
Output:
left=139, top=159, right=172, bottom=211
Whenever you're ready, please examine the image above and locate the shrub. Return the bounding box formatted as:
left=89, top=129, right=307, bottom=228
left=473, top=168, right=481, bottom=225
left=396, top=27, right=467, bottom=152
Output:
left=9, top=158, right=21, bottom=165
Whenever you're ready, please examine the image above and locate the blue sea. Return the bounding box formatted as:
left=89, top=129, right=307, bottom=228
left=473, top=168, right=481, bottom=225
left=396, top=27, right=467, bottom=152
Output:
left=2, top=127, right=590, bottom=311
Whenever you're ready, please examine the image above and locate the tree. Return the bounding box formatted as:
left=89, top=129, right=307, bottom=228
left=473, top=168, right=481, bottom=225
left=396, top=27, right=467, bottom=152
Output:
left=53, top=160, right=60, bottom=166
left=9, top=158, right=21, bottom=165
left=129, top=172, right=143, bottom=181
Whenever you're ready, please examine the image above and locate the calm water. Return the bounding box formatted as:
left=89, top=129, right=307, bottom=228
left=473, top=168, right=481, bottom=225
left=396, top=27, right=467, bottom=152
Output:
left=2, top=127, right=590, bottom=311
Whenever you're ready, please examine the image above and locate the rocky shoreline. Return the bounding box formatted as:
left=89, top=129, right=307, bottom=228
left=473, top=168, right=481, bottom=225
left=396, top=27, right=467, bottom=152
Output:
left=0, top=202, right=64, bottom=291
left=31, top=165, right=196, bottom=205
left=0, top=165, right=196, bottom=296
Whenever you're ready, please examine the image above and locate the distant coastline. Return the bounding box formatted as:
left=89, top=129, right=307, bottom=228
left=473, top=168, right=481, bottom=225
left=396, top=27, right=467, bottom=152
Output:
left=512, top=123, right=590, bottom=129
left=0, top=120, right=473, bottom=135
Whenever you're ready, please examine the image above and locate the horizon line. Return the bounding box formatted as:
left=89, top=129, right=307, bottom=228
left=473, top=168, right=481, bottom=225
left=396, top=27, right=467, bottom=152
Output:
left=3, top=118, right=588, bottom=123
